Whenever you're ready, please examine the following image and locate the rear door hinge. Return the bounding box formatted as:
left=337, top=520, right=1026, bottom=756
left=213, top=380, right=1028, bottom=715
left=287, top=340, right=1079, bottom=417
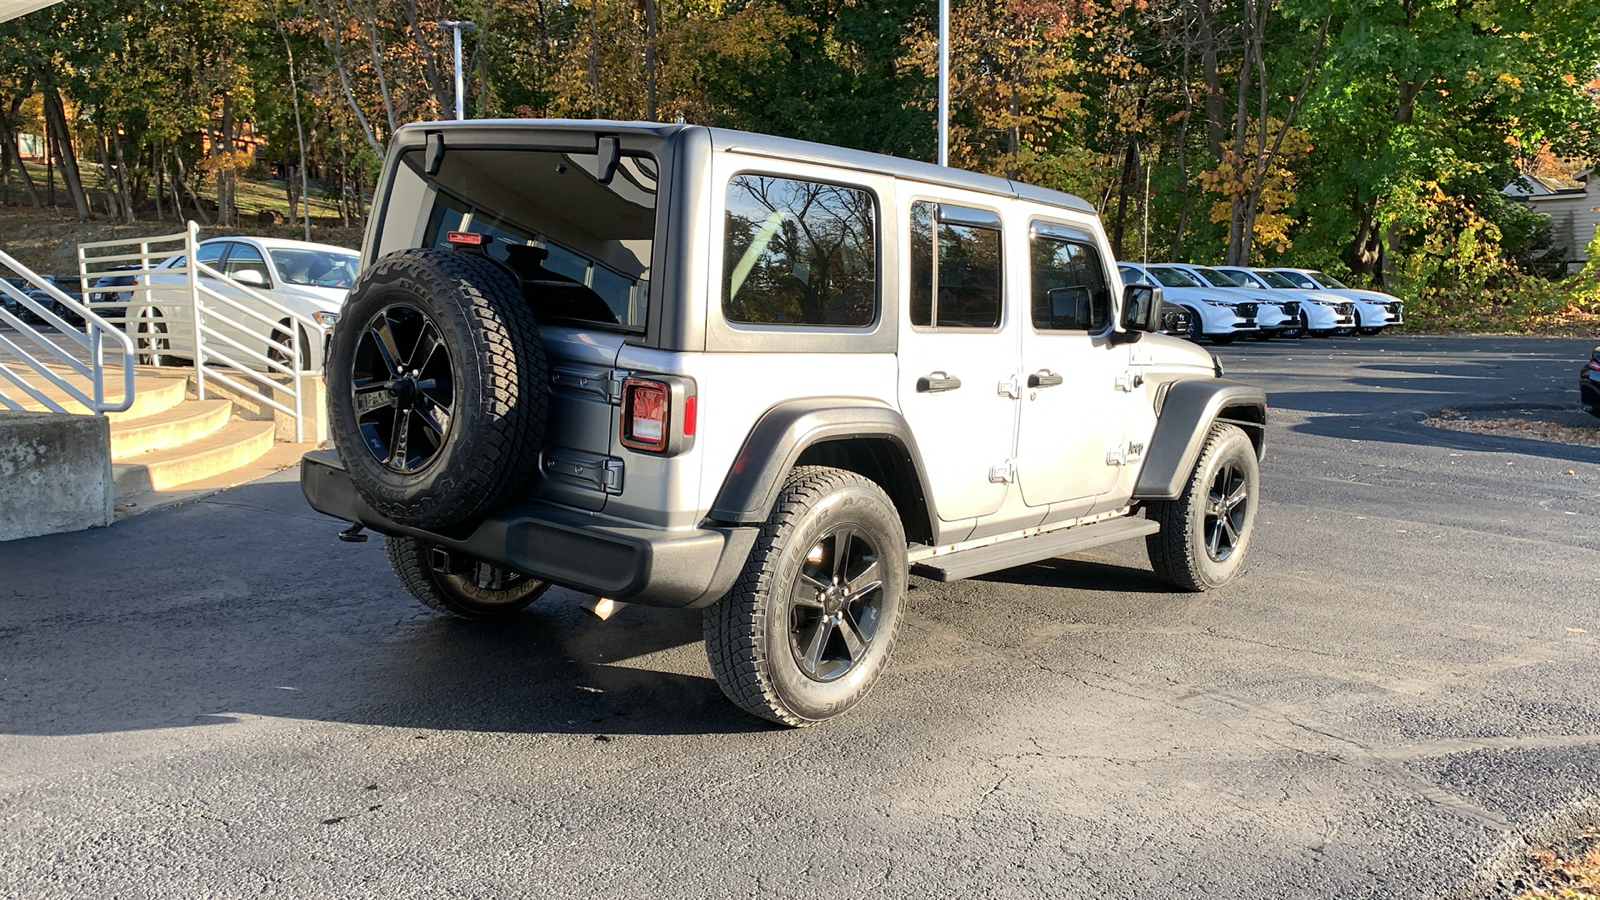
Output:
left=988, top=460, right=1015, bottom=483
left=996, top=375, right=1021, bottom=399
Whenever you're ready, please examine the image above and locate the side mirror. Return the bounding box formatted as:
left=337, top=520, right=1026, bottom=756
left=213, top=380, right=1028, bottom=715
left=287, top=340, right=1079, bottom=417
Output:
left=234, top=269, right=269, bottom=288
left=1113, top=282, right=1163, bottom=342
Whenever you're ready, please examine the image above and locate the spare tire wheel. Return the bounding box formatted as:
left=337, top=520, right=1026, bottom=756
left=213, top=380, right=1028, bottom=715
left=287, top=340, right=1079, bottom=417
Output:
left=327, top=249, right=547, bottom=528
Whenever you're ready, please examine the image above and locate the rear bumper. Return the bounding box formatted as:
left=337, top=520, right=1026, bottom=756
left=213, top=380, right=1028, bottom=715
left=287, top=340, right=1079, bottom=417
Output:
left=300, top=450, right=757, bottom=609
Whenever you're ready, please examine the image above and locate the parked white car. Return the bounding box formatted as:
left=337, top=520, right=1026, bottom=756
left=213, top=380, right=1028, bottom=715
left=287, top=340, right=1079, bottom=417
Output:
left=1119, top=262, right=1259, bottom=344
left=1213, top=266, right=1354, bottom=337
left=1163, top=263, right=1302, bottom=340
left=1271, top=268, right=1401, bottom=335
left=135, top=236, right=359, bottom=370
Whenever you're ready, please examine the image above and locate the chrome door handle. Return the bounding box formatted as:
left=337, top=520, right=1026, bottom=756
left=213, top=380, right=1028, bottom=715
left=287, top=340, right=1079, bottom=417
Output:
left=1027, top=371, right=1063, bottom=388
left=916, top=372, right=962, bottom=393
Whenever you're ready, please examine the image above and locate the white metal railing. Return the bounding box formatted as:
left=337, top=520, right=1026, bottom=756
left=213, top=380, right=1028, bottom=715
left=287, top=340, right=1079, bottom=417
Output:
left=76, top=221, right=321, bottom=442
left=0, top=249, right=137, bottom=415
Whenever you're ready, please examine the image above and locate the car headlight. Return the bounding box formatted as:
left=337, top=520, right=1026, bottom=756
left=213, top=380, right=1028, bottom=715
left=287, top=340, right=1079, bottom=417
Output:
left=312, top=311, right=340, bottom=329
left=1203, top=300, right=1234, bottom=307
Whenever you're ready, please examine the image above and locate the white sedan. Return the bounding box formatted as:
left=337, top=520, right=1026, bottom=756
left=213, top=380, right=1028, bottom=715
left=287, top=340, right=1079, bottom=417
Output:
left=135, top=236, right=359, bottom=371
left=1118, top=262, right=1258, bottom=344
left=1163, top=263, right=1303, bottom=340
left=1213, top=266, right=1354, bottom=337
left=1272, top=268, right=1402, bottom=335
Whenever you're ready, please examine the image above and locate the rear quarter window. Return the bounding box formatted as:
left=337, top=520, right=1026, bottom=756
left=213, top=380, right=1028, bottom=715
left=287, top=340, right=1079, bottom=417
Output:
left=722, top=174, right=878, bottom=327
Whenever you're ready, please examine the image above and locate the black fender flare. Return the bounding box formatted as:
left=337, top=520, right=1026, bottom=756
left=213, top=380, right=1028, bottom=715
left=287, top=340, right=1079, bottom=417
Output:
left=1133, top=378, right=1267, bottom=501
left=708, top=398, right=937, bottom=537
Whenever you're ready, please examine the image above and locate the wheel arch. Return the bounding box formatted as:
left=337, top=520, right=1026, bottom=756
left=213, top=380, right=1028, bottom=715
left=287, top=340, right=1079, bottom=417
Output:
left=707, top=399, right=937, bottom=545
left=1132, top=378, right=1267, bottom=501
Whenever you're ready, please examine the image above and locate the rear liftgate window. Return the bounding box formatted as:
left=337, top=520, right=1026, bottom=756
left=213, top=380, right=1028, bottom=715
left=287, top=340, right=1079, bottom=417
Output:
left=381, top=143, right=658, bottom=330
left=722, top=175, right=878, bottom=326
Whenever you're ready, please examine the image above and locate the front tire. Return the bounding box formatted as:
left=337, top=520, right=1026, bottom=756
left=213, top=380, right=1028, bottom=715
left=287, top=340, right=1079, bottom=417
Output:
left=134, top=308, right=175, bottom=366
left=704, top=466, right=907, bottom=727
left=385, top=536, right=550, bottom=618
left=1145, top=423, right=1259, bottom=591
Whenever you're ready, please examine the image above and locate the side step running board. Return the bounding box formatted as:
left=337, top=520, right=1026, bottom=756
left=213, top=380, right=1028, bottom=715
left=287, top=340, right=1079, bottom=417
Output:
left=910, top=516, right=1160, bottom=583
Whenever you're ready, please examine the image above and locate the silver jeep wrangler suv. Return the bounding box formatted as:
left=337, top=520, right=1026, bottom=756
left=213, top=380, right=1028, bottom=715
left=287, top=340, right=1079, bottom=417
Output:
left=302, top=119, right=1267, bottom=726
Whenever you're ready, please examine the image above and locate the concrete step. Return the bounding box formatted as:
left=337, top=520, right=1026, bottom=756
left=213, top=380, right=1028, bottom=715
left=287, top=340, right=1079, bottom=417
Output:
left=2, top=368, right=190, bottom=422
left=113, top=442, right=316, bottom=519
left=113, top=418, right=277, bottom=494
left=109, top=398, right=232, bottom=457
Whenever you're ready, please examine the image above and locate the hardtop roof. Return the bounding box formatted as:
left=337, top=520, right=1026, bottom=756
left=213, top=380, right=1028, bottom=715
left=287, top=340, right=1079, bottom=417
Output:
left=392, top=118, right=1098, bottom=217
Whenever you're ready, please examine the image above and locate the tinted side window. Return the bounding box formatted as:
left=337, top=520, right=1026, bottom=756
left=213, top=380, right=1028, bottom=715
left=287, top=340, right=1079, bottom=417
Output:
left=223, top=243, right=270, bottom=285
left=1031, top=234, right=1109, bottom=332
left=722, top=174, right=877, bottom=327
left=909, top=201, right=1002, bottom=328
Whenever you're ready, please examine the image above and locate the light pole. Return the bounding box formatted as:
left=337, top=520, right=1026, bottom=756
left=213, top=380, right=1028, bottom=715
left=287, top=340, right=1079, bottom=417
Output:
left=438, top=20, right=477, bottom=120
left=937, top=0, right=949, bottom=166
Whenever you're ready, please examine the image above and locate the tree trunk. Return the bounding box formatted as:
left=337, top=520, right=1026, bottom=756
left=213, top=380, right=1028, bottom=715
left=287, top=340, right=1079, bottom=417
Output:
left=173, top=149, right=212, bottom=225
left=0, top=105, right=42, bottom=209
left=95, top=131, right=122, bottom=220
left=1195, top=0, right=1226, bottom=162
left=40, top=80, right=90, bottom=220
left=1109, top=139, right=1139, bottom=260
left=111, top=128, right=136, bottom=223
left=645, top=0, right=657, bottom=120
left=1348, top=192, right=1380, bottom=277
left=589, top=0, right=601, bottom=118
left=152, top=139, right=163, bottom=221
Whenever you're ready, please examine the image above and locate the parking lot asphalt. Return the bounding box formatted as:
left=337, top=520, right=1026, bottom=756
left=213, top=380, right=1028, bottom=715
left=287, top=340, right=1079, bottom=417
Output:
left=3, top=334, right=1599, bottom=899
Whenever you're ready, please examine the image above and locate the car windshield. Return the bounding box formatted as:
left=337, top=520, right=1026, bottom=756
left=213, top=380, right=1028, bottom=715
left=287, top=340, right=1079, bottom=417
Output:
left=1190, top=267, right=1238, bottom=287
left=270, top=249, right=359, bottom=288
left=1148, top=266, right=1200, bottom=288
left=1309, top=270, right=1349, bottom=289
left=1252, top=269, right=1298, bottom=289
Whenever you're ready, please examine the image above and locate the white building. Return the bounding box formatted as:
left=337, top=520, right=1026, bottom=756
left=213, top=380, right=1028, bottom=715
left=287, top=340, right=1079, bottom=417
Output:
left=1502, top=168, right=1597, bottom=273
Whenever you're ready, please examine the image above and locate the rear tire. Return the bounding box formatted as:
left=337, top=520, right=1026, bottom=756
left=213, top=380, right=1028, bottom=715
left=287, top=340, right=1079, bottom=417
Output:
left=327, top=249, right=547, bottom=528
left=704, top=466, right=907, bottom=727
left=134, top=308, right=175, bottom=366
left=385, top=535, right=550, bottom=619
left=1145, top=423, right=1259, bottom=591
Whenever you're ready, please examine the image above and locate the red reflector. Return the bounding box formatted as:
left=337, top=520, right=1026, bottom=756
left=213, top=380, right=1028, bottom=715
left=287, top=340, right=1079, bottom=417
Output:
left=621, top=379, right=669, bottom=451
left=446, top=231, right=485, bottom=246
left=682, top=396, right=697, bottom=437
left=1588, top=358, right=1600, bottom=372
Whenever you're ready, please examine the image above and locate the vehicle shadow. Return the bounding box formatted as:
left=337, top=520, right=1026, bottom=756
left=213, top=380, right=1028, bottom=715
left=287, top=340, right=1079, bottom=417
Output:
left=0, top=478, right=771, bottom=739
left=1288, top=410, right=1600, bottom=465
left=975, top=557, right=1177, bottom=594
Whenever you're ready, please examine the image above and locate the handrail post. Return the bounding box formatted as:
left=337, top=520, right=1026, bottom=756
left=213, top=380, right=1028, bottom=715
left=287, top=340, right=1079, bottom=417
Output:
left=186, top=221, right=205, bottom=399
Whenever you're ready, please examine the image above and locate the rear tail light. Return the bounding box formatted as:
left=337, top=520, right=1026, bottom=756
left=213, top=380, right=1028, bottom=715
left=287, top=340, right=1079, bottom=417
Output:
left=621, top=378, right=670, bottom=451
left=1587, top=357, right=1600, bottom=372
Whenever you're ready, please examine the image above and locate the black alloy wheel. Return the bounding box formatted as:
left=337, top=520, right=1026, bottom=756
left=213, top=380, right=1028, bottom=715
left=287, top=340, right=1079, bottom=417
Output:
left=705, top=466, right=908, bottom=726
left=326, top=248, right=546, bottom=529
left=1145, top=422, right=1259, bottom=591
left=349, top=304, right=455, bottom=475
left=1203, top=458, right=1249, bottom=562
left=788, top=523, right=888, bottom=683
left=1184, top=307, right=1203, bottom=343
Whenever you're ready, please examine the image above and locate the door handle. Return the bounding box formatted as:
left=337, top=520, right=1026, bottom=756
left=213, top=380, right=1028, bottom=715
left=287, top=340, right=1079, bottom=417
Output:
left=1027, top=371, right=1064, bottom=388
left=916, top=372, right=962, bottom=393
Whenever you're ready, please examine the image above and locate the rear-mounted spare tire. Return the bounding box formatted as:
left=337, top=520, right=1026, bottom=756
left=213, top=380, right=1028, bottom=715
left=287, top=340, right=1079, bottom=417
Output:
left=327, top=249, right=547, bottom=528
